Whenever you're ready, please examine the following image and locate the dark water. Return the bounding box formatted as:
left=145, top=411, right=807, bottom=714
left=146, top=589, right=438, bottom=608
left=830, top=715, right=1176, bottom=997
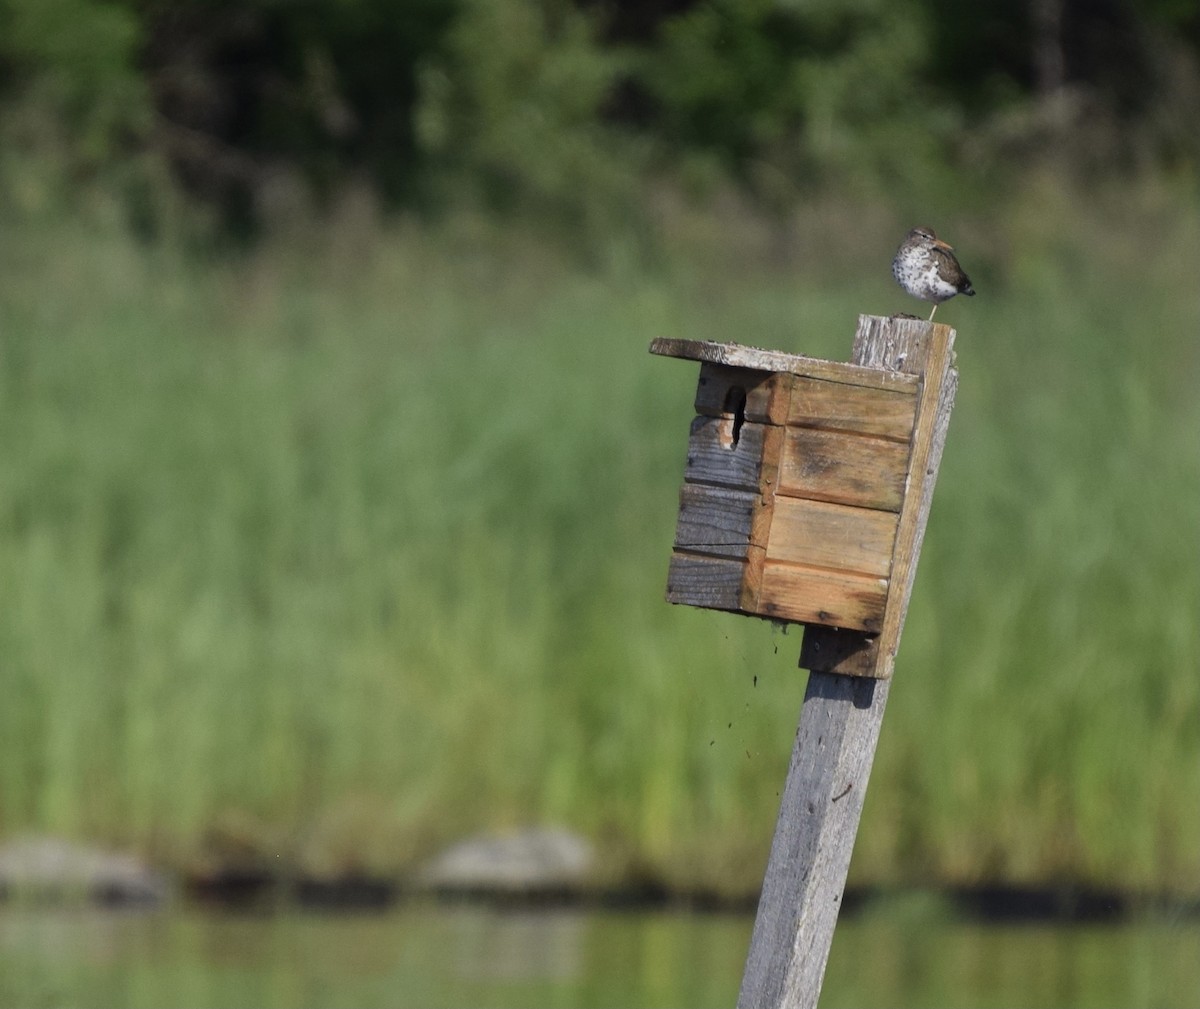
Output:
left=1, top=900, right=1197, bottom=1008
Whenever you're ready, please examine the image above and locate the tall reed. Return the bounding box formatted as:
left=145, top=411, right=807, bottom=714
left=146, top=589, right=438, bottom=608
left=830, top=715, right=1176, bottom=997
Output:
left=1, top=177, right=1196, bottom=896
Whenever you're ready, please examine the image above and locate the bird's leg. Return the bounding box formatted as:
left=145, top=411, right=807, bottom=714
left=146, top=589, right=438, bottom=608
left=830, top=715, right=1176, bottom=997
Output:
left=928, top=304, right=938, bottom=321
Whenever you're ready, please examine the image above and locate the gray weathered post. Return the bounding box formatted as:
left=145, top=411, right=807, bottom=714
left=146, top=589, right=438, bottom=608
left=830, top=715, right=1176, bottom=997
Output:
left=650, top=314, right=958, bottom=1009
left=738, top=316, right=957, bottom=1008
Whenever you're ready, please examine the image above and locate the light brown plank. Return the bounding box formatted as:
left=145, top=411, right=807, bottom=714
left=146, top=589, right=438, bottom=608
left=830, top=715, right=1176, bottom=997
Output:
left=760, top=423, right=784, bottom=497
left=694, top=364, right=792, bottom=425
left=777, top=427, right=910, bottom=512
left=740, top=543, right=768, bottom=614
left=650, top=338, right=920, bottom=393
left=799, top=359, right=957, bottom=677
left=786, top=376, right=917, bottom=441
left=766, top=497, right=898, bottom=577
left=757, top=562, right=888, bottom=633
left=666, top=551, right=746, bottom=611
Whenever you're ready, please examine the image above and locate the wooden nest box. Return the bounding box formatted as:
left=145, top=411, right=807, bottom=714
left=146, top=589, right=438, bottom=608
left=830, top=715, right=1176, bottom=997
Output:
left=651, top=316, right=957, bottom=679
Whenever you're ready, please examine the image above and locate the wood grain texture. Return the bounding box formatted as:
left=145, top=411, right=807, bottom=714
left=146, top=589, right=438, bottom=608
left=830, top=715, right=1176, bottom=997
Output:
left=873, top=329, right=957, bottom=677
left=758, top=563, right=887, bottom=632
left=695, top=364, right=793, bottom=425
left=665, top=552, right=745, bottom=611
left=673, top=483, right=760, bottom=558
left=683, top=415, right=767, bottom=491
left=737, top=315, right=958, bottom=1009
left=767, top=497, right=898, bottom=577
left=786, top=375, right=917, bottom=440
left=650, top=337, right=920, bottom=393
left=799, top=320, right=957, bottom=679
left=737, top=673, right=889, bottom=1009
left=777, top=427, right=910, bottom=512
left=740, top=543, right=768, bottom=613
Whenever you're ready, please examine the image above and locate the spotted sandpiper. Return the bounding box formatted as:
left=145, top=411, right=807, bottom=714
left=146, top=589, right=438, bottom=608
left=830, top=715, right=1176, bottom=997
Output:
left=892, top=226, right=975, bottom=320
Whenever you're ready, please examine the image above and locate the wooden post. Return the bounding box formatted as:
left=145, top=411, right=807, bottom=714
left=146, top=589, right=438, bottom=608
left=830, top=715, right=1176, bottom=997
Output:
left=737, top=315, right=958, bottom=1008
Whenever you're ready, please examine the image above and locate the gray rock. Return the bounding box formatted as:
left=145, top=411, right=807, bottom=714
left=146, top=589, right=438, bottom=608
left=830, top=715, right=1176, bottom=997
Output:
left=0, top=836, right=170, bottom=906
left=417, top=828, right=594, bottom=894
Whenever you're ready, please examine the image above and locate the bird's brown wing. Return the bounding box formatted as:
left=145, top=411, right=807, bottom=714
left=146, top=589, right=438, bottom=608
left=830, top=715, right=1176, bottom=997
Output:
left=930, top=245, right=970, bottom=289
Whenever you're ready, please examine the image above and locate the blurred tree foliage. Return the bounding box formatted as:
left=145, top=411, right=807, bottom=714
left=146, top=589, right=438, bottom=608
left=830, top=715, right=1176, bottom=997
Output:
left=0, top=0, right=1197, bottom=233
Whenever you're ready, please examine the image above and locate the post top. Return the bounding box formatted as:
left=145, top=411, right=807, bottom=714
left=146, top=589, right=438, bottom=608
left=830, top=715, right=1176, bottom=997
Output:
left=649, top=336, right=921, bottom=393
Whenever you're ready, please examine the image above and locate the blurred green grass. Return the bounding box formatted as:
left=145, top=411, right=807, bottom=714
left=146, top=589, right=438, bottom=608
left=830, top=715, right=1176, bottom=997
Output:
left=0, top=176, right=1197, bottom=898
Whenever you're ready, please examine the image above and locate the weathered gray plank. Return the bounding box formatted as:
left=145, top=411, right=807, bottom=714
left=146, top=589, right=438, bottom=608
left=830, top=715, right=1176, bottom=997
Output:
left=673, top=483, right=759, bottom=559
left=736, top=315, right=958, bottom=1009
left=665, top=551, right=746, bottom=611
left=683, top=415, right=768, bottom=491
left=737, top=673, right=889, bottom=1009
left=650, top=337, right=920, bottom=393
